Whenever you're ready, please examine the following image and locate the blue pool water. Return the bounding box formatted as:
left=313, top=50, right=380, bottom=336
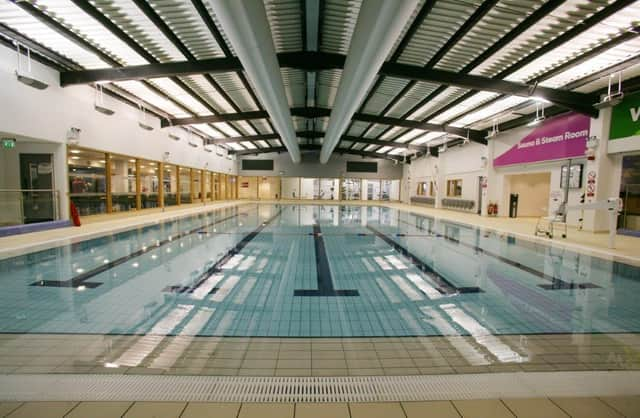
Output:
left=0, top=203, right=639, bottom=337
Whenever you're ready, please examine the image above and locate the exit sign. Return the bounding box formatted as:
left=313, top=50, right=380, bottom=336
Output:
left=2, top=138, right=16, bottom=149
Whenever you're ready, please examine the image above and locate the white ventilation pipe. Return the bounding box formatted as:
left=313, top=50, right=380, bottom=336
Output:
left=208, top=0, right=301, bottom=163
left=319, top=0, right=419, bottom=163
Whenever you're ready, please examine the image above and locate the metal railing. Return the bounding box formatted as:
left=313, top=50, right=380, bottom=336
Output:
left=0, top=189, right=60, bottom=226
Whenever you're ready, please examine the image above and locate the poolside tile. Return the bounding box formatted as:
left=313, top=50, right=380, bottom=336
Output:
left=311, top=368, right=348, bottom=376
left=277, top=359, right=311, bottom=369
left=122, top=402, right=186, bottom=418
left=6, top=402, right=77, bottom=418
left=242, top=359, right=278, bottom=368
left=295, top=403, right=349, bottom=418
left=501, top=398, right=569, bottom=418
left=65, top=402, right=133, bottom=418
left=349, top=402, right=406, bottom=418
left=275, top=368, right=311, bottom=376
left=238, top=403, right=294, bottom=418
left=311, top=351, right=345, bottom=360
left=550, top=397, right=624, bottom=418
left=402, top=401, right=461, bottom=418
left=348, top=368, right=385, bottom=375
left=312, top=359, right=347, bottom=369
left=599, top=395, right=640, bottom=417
left=278, top=351, right=311, bottom=360
left=452, top=400, right=514, bottom=418
left=180, top=402, right=240, bottom=418
left=0, top=403, right=22, bottom=418
left=238, top=368, right=275, bottom=376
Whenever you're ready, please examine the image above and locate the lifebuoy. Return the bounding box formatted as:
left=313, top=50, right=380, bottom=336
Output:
left=70, top=202, right=81, bottom=227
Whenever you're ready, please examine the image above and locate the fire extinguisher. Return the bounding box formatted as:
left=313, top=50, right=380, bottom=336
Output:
left=70, top=202, right=81, bottom=227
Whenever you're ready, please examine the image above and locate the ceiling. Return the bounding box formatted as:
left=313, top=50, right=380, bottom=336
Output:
left=1, top=0, right=639, bottom=162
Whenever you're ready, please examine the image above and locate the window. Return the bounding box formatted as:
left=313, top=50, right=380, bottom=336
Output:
left=447, top=179, right=463, bottom=197
left=139, top=159, right=159, bottom=209
left=179, top=167, right=192, bottom=203
left=193, top=169, right=201, bottom=201
left=164, top=164, right=178, bottom=206
left=110, top=154, right=136, bottom=212
left=429, top=181, right=435, bottom=196
left=416, top=182, right=427, bottom=196
left=68, top=147, right=107, bottom=215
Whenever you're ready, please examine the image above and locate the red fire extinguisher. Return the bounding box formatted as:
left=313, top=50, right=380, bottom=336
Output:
left=70, top=202, right=81, bottom=227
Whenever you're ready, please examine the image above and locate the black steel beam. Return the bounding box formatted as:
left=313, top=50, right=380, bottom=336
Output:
left=166, top=107, right=484, bottom=141
left=422, top=0, right=637, bottom=125
left=380, top=62, right=598, bottom=116
left=60, top=57, right=242, bottom=86
left=0, top=22, right=80, bottom=71
left=231, top=144, right=407, bottom=161
left=352, top=113, right=485, bottom=143
left=65, top=0, right=230, bottom=140
left=209, top=133, right=280, bottom=145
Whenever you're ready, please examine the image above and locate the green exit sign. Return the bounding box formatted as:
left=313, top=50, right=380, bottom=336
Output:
left=2, top=138, right=16, bottom=149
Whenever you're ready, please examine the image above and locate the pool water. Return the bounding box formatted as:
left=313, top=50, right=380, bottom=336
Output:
left=0, top=203, right=639, bottom=338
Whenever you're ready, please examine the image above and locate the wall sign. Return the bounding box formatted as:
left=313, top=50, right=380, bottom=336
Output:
left=2, top=138, right=16, bottom=149
left=610, top=91, right=640, bottom=141
left=493, top=113, right=590, bottom=167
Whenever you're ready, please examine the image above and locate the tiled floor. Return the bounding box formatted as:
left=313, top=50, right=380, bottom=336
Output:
left=0, top=397, right=638, bottom=418
left=0, top=333, right=638, bottom=376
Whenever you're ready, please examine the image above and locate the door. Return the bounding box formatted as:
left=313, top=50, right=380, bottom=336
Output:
left=19, top=153, right=54, bottom=223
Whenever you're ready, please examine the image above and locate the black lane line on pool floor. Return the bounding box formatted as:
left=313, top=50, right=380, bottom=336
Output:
left=30, top=209, right=249, bottom=289
left=294, top=224, right=359, bottom=297
left=366, top=224, right=482, bottom=295
left=164, top=209, right=283, bottom=295
left=397, top=218, right=600, bottom=290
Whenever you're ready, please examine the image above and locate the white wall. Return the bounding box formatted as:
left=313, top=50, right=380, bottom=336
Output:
left=236, top=151, right=403, bottom=179
left=405, top=142, right=487, bottom=208
left=0, top=44, right=236, bottom=220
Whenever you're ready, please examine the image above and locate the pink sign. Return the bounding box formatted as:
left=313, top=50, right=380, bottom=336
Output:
left=493, top=113, right=590, bottom=167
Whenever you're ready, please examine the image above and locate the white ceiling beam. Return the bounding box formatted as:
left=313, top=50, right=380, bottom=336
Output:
left=319, top=0, right=419, bottom=163
left=208, top=0, right=301, bottom=163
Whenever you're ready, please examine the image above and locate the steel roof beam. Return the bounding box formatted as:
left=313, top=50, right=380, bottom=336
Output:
left=380, top=63, right=598, bottom=117
left=210, top=131, right=427, bottom=151
left=421, top=0, right=637, bottom=125
left=165, top=107, right=483, bottom=140
left=232, top=144, right=407, bottom=161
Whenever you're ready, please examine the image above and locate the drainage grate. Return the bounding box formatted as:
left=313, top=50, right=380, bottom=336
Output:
left=1, top=372, right=639, bottom=402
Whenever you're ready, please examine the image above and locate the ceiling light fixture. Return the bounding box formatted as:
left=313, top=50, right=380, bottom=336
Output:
left=14, top=42, right=48, bottom=90
left=138, top=104, right=154, bottom=131
left=527, top=102, right=546, bottom=127
left=594, top=71, right=624, bottom=109
left=94, top=84, right=115, bottom=115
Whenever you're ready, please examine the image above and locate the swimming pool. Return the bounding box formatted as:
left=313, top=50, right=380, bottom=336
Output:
left=1, top=203, right=639, bottom=338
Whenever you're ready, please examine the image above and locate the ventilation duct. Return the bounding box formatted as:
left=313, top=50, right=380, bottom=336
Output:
left=208, top=0, right=301, bottom=163
left=319, top=0, right=419, bottom=163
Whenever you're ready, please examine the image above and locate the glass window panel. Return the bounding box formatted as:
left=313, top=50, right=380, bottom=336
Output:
left=68, top=147, right=107, bottom=215
left=341, top=178, right=361, bottom=200
left=205, top=171, right=212, bottom=200
left=140, top=159, right=159, bottom=209
left=163, top=165, right=178, bottom=206
left=193, top=169, right=201, bottom=202
left=180, top=167, right=192, bottom=204
left=110, top=154, right=137, bottom=212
